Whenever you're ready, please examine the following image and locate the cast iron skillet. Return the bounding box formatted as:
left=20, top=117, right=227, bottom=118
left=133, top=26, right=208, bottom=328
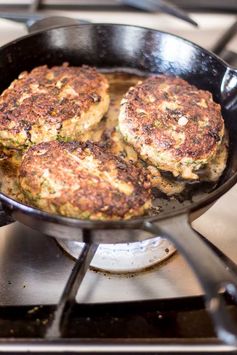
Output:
left=1, top=23, right=237, bottom=344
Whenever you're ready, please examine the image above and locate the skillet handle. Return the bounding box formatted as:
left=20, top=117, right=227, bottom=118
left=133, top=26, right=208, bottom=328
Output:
left=143, top=214, right=237, bottom=346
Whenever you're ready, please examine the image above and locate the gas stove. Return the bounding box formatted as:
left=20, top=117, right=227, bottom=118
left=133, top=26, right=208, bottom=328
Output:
left=1, top=4, right=237, bottom=353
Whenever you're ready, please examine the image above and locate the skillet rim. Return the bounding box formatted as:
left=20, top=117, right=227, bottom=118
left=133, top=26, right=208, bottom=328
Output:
left=0, top=22, right=233, bottom=70
left=0, top=22, right=237, bottom=228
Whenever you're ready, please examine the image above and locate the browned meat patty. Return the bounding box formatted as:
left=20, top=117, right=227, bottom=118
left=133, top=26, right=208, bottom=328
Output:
left=119, top=75, right=225, bottom=179
left=18, top=141, right=152, bottom=220
left=0, top=63, right=109, bottom=149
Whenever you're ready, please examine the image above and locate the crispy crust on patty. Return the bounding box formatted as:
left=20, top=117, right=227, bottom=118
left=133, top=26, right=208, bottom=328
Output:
left=0, top=64, right=109, bottom=149
left=119, top=75, right=225, bottom=179
left=18, top=141, right=152, bottom=220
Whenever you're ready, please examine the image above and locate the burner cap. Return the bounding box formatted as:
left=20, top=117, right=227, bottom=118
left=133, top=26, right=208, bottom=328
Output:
left=57, top=237, right=175, bottom=273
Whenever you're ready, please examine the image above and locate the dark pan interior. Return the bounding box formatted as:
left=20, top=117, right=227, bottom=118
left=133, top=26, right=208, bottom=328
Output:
left=0, top=24, right=237, bottom=223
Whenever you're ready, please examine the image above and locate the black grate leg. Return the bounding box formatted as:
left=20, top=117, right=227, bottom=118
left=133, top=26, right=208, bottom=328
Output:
left=29, top=0, right=41, bottom=12
left=45, top=234, right=98, bottom=338
left=212, top=19, right=237, bottom=55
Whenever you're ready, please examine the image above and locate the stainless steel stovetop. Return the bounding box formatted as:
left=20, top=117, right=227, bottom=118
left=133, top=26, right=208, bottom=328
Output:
left=1, top=6, right=237, bottom=353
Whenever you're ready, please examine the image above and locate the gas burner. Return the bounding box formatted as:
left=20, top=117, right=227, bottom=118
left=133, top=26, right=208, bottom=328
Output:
left=57, top=236, right=175, bottom=273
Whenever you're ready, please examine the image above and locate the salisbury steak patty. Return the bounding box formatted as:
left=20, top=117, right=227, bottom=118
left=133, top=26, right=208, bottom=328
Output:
left=119, top=76, right=225, bottom=179
left=0, top=64, right=109, bottom=149
left=19, top=141, right=152, bottom=220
